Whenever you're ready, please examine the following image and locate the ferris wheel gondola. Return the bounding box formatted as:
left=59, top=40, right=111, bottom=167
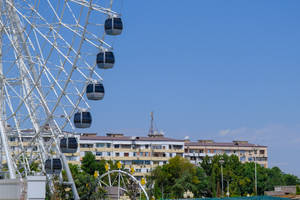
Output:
left=105, top=17, right=123, bottom=35
left=86, top=82, right=105, bottom=100
left=60, top=137, right=78, bottom=154
left=97, top=51, right=115, bottom=69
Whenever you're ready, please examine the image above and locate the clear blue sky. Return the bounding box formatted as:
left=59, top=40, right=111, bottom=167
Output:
left=88, top=0, right=300, bottom=176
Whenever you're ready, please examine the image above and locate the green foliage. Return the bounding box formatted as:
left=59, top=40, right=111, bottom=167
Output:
left=150, top=156, right=203, bottom=199
left=296, top=185, right=300, bottom=195
left=81, top=152, right=102, bottom=175
left=150, top=154, right=300, bottom=199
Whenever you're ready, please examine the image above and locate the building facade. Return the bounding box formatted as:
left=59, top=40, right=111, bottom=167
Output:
left=3, top=131, right=268, bottom=177
left=71, top=133, right=185, bottom=177
left=184, top=140, right=268, bottom=168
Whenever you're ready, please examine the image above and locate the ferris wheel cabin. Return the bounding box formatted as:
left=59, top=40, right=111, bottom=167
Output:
left=45, top=158, right=62, bottom=174
left=86, top=82, right=105, bottom=100
left=104, top=17, right=123, bottom=35
left=60, top=137, right=78, bottom=153
left=96, top=51, right=115, bottom=69
left=74, top=111, right=92, bottom=128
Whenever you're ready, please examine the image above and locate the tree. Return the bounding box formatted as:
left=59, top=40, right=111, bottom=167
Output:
left=150, top=156, right=200, bottom=199
left=81, top=152, right=102, bottom=175
left=283, top=173, right=300, bottom=185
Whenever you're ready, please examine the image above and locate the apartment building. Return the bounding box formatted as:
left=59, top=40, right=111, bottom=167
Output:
left=74, top=132, right=185, bottom=177
left=2, top=129, right=268, bottom=177
left=184, top=139, right=268, bottom=168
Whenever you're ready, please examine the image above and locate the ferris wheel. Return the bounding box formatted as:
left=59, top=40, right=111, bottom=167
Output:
left=0, top=0, right=123, bottom=199
left=98, top=169, right=149, bottom=200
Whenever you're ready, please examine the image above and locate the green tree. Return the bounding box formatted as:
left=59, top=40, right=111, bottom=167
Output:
left=150, top=156, right=200, bottom=199
left=81, top=152, right=102, bottom=175
left=283, top=173, right=300, bottom=185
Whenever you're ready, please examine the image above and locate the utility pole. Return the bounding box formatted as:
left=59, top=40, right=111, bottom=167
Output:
left=254, top=146, right=258, bottom=196
left=219, top=158, right=224, bottom=197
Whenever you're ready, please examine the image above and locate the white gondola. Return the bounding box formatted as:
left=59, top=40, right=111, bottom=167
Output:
left=45, top=158, right=62, bottom=174
left=96, top=51, right=115, bottom=69
left=104, top=17, right=123, bottom=35
left=60, top=137, right=78, bottom=153
left=73, top=111, right=92, bottom=128
left=86, top=82, right=105, bottom=100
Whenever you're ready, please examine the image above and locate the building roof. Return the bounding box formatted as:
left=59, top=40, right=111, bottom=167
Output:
left=80, top=135, right=184, bottom=142
left=185, top=141, right=267, bottom=148
left=79, top=133, right=266, bottom=147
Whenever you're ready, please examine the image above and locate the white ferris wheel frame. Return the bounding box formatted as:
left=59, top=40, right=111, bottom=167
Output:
left=0, top=0, right=122, bottom=199
left=98, top=169, right=150, bottom=200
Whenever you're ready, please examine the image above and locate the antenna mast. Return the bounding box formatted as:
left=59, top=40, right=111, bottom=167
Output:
left=148, top=112, right=154, bottom=136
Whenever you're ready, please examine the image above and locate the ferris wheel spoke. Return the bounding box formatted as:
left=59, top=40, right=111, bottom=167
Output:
left=100, top=179, right=110, bottom=187
left=13, top=1, right=105, bottom=91
left=65, top=1, right=112, bottom=49
left=69, top=0, right=118, bottom=16
left=120, top=173, right=127, bottom=188
left=4, top=84, right=32, bottom=171
left=15, top=8, right=97, bottom=91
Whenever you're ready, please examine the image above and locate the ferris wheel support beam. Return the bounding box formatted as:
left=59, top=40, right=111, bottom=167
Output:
left=0, top=0, right=16, bottom=179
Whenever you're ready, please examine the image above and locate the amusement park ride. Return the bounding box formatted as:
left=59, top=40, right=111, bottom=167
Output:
left=0, top=0, right=146, bottom=199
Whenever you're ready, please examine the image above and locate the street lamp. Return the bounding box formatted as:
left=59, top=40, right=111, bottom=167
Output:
left=219, top=158, right=225, bottom=197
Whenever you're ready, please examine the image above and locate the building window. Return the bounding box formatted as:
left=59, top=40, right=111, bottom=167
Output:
left=240, top=156, right=246, bottom=161
left=96, top=152, right=102, bottom=156
left=145, top=145, right=149, bottom=149
left=107, top=143, right=111, bottom=148
left=121, top=144, right=131, bottom=149
left=133, top=152, right=137, bottom=156
left=124, top=153, right=129, bottom=157
left=152, top=145, right=162, bottom=149
left=145, top=152, right=149, bottom=157
left=173, top=145, right=183, bottom=150
left=114, top=144, right=120, bottom=148
left=80, top=144, right=93, bottom=148
left=260, top=150, right=265, bottom=154
left=96, top=143, right=105, bottom=148
left=115, top=153, right=119, bottom=157
left=107, top=152, right=111, bottom=156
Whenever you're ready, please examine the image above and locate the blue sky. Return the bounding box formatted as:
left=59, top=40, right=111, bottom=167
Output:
left=88, top=0, right=300, bottom=176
